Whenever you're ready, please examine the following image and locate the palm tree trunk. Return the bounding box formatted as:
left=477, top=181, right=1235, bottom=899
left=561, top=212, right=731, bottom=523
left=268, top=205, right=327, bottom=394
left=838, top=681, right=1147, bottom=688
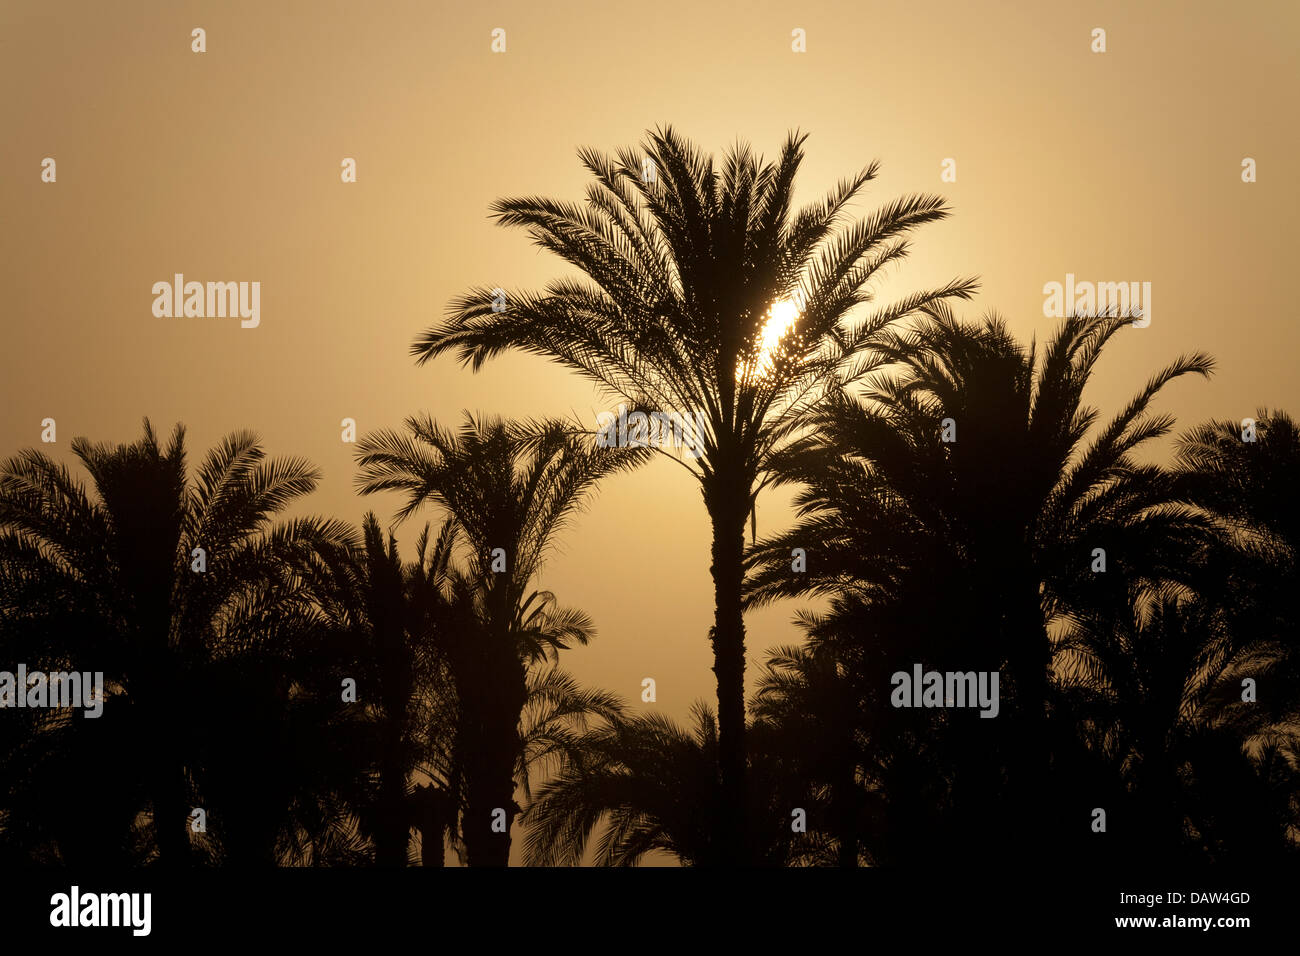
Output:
left=837, top=833, right=859, bottom=868
left=461, top=655, right=526, bottom=867
left=835, top=772, right=859, bottom=867
left=1011, top=580, right=1052, bottom=864
left=420, top=825, right=445, bottom=867
left=411, top=783, right=446, bottom=866
left=375, top=752, right=409, bottom=867
left=707, top=485, right=749, bottom=867
left=152, top=678, right=192, bottom=866
left=419, top=815, right=446, bottom=868
left=153, top=766, right=191, bottom=867
left=462, top=726, right=518, bottom=867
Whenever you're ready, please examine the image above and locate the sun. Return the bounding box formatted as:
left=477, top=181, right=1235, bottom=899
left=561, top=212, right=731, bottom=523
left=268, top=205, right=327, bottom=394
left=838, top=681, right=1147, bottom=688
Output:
left=739, top=297, right=802, bottom=381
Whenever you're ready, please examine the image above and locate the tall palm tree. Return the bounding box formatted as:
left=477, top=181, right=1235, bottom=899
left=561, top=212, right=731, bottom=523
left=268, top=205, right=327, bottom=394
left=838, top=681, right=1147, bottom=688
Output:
left=0, top=419, right=352, bottom=866
left=354, top=412, right=645, bottom=865
left=412, top=127, right=977, bottom=862
left=748, top=307, right=1215, bottom=859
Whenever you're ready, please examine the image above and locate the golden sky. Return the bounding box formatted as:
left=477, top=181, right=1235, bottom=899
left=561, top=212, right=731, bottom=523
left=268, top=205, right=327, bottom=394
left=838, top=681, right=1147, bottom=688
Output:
left=2, top=0, right=1297, bottom=863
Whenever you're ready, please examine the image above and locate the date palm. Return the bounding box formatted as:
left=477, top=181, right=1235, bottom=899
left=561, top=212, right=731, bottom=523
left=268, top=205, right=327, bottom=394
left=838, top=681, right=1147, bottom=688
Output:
left=1172, top=410, right=1300, bottom=725
left=522, top=700, right=804, bottom=867
left=1168, top=410, right=1300, bottom=856
left=749, top=307, right=1215, bottom=859
left=751, top=641, right=873, bottom=867
left=1056, top=579, right=1299, bottom=864
left=354, top=412, right=645, bottom=865
left=521, top=701, right=723, bottom=867
left=288, top=512, right=463, bottom=866
left=0, top=419, right=352, bottom=866
left=413, top=127, right=976, bottom=862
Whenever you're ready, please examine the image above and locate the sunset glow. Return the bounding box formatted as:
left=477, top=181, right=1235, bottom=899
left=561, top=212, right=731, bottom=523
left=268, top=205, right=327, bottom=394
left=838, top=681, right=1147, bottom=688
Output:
left=740, top=297, right=802, bottom=380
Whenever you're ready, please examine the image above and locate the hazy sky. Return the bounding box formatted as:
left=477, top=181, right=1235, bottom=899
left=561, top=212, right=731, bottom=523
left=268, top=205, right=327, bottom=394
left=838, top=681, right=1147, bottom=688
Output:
left=2, top=0, right=1297, bottom=863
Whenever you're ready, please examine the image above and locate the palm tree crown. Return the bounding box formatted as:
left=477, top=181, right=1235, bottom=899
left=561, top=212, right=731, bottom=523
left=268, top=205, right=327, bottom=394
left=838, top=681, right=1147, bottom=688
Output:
left=411, top=126, right=977, bottom=864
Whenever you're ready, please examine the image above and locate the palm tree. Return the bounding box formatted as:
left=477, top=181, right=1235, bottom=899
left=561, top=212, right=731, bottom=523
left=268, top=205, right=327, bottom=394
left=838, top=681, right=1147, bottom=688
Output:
left=748, top=307, right=1215, bottom=859
left=751, top=641, right=872, bottom=867
left=521, top=686, right=828, bottom=868
left=354, top=412, right=645, bottom=865
left=1168, top=410, right=1300, bottom=857
left=351, top=515, right=426, bottom=866
left=1056, top=579, right=1299, bottom=864
left=411, top=127, right=977, bottom=862
left=516, top=666, right=626, bottom=814
left=1172, top=410, right=1300, bottom=723
left=522, top=701, right=723, bottom=867
left=0, top=419, right=352, bottom=866
left=413, top=666, right=626, bottom=868
left=193, top=624, right=375, bottom=866
left=1173, top=409, right=1300, bottom=555
left=289, top=512, right=463, bottom=866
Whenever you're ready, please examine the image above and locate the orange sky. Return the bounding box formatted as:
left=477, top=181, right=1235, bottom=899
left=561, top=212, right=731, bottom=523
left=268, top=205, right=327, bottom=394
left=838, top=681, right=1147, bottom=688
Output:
left=2, top=0, right=1297, bottom=863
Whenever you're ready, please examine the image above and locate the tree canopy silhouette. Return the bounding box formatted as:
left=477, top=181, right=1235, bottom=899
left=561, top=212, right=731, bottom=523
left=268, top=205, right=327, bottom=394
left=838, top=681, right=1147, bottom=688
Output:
left=412, top=127, right=977, bottom=864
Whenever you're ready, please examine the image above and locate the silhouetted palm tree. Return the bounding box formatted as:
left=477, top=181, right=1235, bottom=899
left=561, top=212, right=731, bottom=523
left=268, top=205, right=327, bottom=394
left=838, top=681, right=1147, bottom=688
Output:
left=290, top=512, right=463, bottom=866
left=751, top=641, right=872, bottom=866
left=522, top=687, right=837, bottom=867
left=1173, top=410, right=1300, bottom=723
left=522, top=701, right=720, bottom=867
left=354, top=412, right=645, bottom=865
left=0, top=420, right=352, bottom=866
left=749, top=307, right=1215, bottom=859
left=1174, top=409, right=1300, bottom=553
left=415, top=667, right=626, bottom=868
left=1056, top=579, right=1299, bottom=864
left=516, top=666, right=625, bottom=809
left=1058, top=584, right=1225, bottom=858
left=1168, top=410, right=1300, bottom=857
left=412, top=127, right=977, bottom=862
